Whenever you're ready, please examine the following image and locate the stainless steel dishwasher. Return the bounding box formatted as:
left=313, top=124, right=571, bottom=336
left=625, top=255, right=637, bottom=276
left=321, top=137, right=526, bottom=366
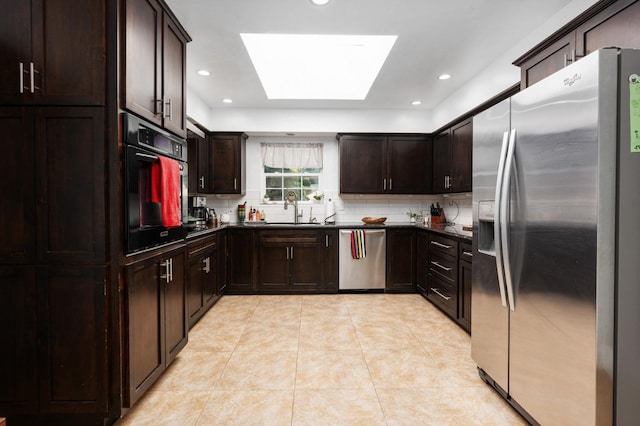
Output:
left=339, top=229, right=386, bottom=290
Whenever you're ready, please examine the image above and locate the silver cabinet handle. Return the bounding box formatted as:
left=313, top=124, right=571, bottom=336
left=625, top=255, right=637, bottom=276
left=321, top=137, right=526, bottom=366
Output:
left=325, top=235, right=329, bottom=248
left=167, top=98, right=173, bottom=120
left=156, top=99, right=163, bottom=116
left=462, top=251, right=472, bottom=258
left=234, top=178, right=237, bottom=190
left=170, top=258, right=174, bottom=282
left=389, top=179, right=392, bottom=191
left=286, top=247, right=289, bottom=260
left=290, top=246, right=294, bottom=259
left=199, top=176, right=205, bottom=189
left=431, top=261, right=452, bottom=272
left=202, top=257, right=210, bottom=273
left=431, top=288, right=451, bottom=301
left=383, top=179, right=386, bottom=190
left=430, top=241, right=452, bottom=249
left=19, top=63, right=24, bottom=93
left=29, top=62, right=36, bottom=93
left=161, top=259, right=171, bottom=283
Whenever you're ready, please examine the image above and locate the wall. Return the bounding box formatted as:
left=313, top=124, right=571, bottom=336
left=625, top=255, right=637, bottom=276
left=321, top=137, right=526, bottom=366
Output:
left=199, top=136, right=472, bottom=226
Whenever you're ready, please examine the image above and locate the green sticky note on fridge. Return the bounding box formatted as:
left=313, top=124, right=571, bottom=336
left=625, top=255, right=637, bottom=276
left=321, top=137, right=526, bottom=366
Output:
left=630, top=75, right=640, bottom=152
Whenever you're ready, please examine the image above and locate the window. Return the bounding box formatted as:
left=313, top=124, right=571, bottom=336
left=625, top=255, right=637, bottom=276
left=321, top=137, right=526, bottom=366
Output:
left=261, top=143, right=323, bottom=202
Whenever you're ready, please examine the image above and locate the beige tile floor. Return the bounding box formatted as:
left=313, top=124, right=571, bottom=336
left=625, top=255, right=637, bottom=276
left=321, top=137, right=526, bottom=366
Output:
left=116, top=294, right=527, bottom=425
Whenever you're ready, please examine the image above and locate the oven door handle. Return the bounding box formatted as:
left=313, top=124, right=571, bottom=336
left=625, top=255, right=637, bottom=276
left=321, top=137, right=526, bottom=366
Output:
left=135, top=152, right=158, bottom=162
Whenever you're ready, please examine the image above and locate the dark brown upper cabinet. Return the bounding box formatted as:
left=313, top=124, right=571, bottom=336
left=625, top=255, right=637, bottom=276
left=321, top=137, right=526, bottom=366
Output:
left=0, top=0, right=105, bottom=106
left=514, top=0, right=640, bottom=88
left=432, top=119, right=472, bottom=194
left=123, top=0, right=190, bottom=137
left=339, top=134, right=431, bottom=194
left=209, top=132, right=247, bottom=195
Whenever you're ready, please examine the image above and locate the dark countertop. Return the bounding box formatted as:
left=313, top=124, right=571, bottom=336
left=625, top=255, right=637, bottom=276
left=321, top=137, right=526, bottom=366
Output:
left=186, top=221, right=472, bottom=242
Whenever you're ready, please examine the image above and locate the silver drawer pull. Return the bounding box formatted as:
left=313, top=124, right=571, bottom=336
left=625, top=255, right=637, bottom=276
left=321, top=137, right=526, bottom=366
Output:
left=430, top=241, right=452, bottom=249
left=431, top=261, right=452, bottom=271
left=431, top=288, right=451, bottom=301
left=462, top=251, right=473, bottom=258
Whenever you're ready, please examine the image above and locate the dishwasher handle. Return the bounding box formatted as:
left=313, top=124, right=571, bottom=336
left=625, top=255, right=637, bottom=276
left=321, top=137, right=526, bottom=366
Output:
left=339, top=230, right=386, bottom=235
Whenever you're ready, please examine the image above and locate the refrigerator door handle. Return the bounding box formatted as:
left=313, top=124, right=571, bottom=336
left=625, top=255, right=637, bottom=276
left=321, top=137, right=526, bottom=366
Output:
left=501, top=128, right=517, bottom=311
left=494, top=130, right=510, bottom=308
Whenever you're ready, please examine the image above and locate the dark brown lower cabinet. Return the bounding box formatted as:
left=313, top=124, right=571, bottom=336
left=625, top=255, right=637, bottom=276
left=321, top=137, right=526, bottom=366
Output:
left=0, top=266, right=109, bottom=417
left=187, top=234, right=219, bottom=328
left=258, top=230, right=324, bottom=293
left=226, top=229, right=256, bottom=294
left=124, top=245, right=187, bottom=408
left=416, top=232, right=429, bottom=296
left=458, top=249, right=472, bottom=333
left=386, top=228, right=416, bottom=292
left=0, top=266, right=37, bottom=414
left=323, top=230, right=339, bottom=292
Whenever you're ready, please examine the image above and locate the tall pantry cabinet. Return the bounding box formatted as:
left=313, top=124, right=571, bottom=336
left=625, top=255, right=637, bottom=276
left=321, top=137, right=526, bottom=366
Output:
left=0, top=0, right=190, bottom=424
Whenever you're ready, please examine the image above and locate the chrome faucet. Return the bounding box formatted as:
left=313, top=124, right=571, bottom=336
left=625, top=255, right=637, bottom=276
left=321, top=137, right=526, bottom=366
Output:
left=284, top=191, right=303, bottom=224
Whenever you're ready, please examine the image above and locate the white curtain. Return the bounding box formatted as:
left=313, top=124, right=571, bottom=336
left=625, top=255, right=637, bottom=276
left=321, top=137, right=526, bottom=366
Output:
left=261, top=143, right=323, bottom=169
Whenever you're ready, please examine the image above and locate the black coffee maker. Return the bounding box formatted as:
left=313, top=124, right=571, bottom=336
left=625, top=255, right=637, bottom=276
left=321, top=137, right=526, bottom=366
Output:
left=189, top=196, right=209, bottom=230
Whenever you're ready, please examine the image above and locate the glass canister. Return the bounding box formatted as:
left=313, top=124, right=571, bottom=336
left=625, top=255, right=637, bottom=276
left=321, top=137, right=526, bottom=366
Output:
left=237, top=203, right=246, bottom=222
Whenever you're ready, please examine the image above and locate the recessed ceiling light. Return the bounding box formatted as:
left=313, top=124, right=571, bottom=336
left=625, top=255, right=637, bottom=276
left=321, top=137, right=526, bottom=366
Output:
left=438, top=74, right=451, bottom=80
left=310, top=0, right=330, bottom=5
left=241, top=33, right=397, bottom=100
left=197, top=69, right=210, bottom=76
left=222, top=98, right=233, bottom=104
left=411, top=100, right=422, bottom=106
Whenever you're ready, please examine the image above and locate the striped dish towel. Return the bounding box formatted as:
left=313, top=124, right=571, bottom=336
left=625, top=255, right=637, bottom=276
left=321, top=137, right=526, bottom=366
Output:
left=351, top=230, right=366, bottom=259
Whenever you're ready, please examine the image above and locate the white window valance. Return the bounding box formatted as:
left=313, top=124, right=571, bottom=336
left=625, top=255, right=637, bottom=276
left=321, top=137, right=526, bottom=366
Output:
left=261, top=143, right=323, bottom=169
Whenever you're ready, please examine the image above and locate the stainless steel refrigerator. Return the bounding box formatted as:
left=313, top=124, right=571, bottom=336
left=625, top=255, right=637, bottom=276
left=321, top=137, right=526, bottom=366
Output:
left=472, top=48, right=640, bottom=425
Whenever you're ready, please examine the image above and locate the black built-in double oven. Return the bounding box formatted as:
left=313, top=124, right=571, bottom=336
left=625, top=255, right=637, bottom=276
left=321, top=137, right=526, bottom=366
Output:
left=123, top=113, right=189, bottom=254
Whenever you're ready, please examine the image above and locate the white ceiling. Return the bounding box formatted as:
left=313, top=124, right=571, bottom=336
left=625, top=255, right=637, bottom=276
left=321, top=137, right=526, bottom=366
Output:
left=164, top=0, right=594, bottom=132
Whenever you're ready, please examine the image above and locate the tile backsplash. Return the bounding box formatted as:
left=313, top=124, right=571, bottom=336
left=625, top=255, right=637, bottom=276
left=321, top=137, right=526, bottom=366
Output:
left=201, top=191, right=471, bottom=226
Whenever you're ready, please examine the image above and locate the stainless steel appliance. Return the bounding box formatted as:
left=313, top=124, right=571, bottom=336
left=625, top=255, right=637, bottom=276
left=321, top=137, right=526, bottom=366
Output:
left=339, top=229, right=385, bottom=290
left=123, top=113, right=189, bottom=254
left=472, top=48, right=640, bottom=425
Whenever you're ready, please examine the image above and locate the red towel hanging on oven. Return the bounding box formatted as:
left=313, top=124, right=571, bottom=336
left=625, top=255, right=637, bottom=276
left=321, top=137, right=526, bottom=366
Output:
left=150, top=156, right=181, bottom=227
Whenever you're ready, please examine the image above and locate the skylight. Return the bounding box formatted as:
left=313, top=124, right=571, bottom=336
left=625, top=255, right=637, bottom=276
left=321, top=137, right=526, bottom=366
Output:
left=240, top=33, right=397, bottom=100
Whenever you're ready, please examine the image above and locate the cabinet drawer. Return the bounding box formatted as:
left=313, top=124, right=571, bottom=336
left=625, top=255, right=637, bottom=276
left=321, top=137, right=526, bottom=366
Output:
left=428, top=252, right=457, bottom=284
left=428, top=234, right=458, bottom=257
left=459, top=241, right=472, bottom=262
left=187, top=234, right=217, bottom=258
left=427, top=275, right=457, bottom=318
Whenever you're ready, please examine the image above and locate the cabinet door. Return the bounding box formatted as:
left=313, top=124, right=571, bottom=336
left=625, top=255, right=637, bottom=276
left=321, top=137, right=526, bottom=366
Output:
left=416, top=232, right=429, bottom=296
left=432, top=131, right=450, bottom=193
left=290, top=242, right=323, bottom=291
left=124, top=0, right=163, bottom=126
left=458, top=259, right=472, bottom=333
left=449, top=120, right=472, bottom=193
left=576, top=0, right=640, bottom=57
left=258, top=243, right=290, bottom=291
left=0, top=0, right=105, bottom=105
left=0, top=0, right=32, bottom=104
left=339, top=135, right=386, bottom=193
left=386, top=229, right=416, bottom=292
left=387, top=135, right=431, bottom=193
left=203, top=251, right=218, bottom=306
left=37, top=266, right=107, bottom=413
left=217, top=231, right=228, bottom=294
left=0, top=266, right=37, bottom=414
left=125, top=256, right=163, bottom=407
left=187, top=132, right=210, bottom=193
left=31, top=0, right=105, bottom=105
left=0, top=108, right=35, bottom=264
left=517, top=32, right=575, bottom=89
left=164, top=251, right=187, bottom=364
left=227, top=230, right=255, bottom=293
left=162, top=15, right=187, bottom=137
left=187, top=255, right=204, bottom=327
left=323, top=230, right=338, bottom=292
left=35, top=108, right=106, bottom=264
left=211, top=133, right=245, bottom=194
